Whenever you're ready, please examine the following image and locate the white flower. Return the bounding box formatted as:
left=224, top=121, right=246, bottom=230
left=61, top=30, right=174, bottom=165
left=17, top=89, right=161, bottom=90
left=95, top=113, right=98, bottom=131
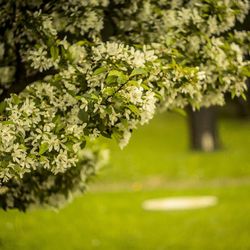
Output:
left=42, top=133, right=61, bottom=152
left=122, top=86, right=143, bottom=104
left=109, top=110, right=120, bottom=126
left=197, top=71, right=206, bottom=81
left=11, top=144, right=27, bottom=165
left=20, top=98, right=37, bottom=116
left=40, top=156, right=50, bottom=169
left=0, top=124, right=16, bottom=151
left=132, top=51, right=146, bottom=67
left=80, top=97, right=88, bottom=111
left=118, top=130, right=131, bottom=149
left=43, top=123, right=56, bottom=132
left=68, top=44, right=87, bottom=63
left=28, top=46, right=55, bottom=72
left=43, top=17, right=57, bottom=36
left=89, top=128, right=100, bottom=141
left=66, top=124, right=86, bottom=139
left=52, top=149, right=77, bottom=173
left=140, top=91, right=157, bottom=124
left=231, top=43, right=243, bottom=63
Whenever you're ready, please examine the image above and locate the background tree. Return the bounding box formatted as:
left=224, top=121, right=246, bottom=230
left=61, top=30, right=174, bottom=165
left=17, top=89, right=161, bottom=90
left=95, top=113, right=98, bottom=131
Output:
left=110, top=0, right=250, bottom=151
left=188, top=10, right=250, bottom=152
left=0, top=0, right=249, bottom=211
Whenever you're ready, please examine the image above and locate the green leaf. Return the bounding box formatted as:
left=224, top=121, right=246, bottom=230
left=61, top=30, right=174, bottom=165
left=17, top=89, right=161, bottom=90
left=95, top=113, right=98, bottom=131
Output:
left=93, top=67, right=107, bottom=76
left=117, top=74, right=128, bottom=84
left=76, top=40, right=94, bottom=46
left=2, top=121, right=15, bottom=125
left=0, top=101, right=7, bottom=114
left=80, top=140, right=86, bottom=149
left=101, top=131, right=112, bottom=139
left=241, top=66, right=250, bottom=77
left=127, top=80, right=139, bottom=87
left=108, top=70, right=123, bottom=77
left=12, top=94, right=20, bottom=105
left=172, top=108, right=187, bottom=117
left=75, top=96, right=82, bottom=100
left=107, top=70, right=128, bottom=84
left=130, top=68, right=147, bottom=78
left=111, top=131, right=122, bottom=142
left=141, top=83, right=150, bottom=90
left=105, top=75, right=117, bottom=84
left=128, top=104, right=140, bottom=115
left=241, top=93, right=247, bottom=101
left=28, top=154, right=36, bottom=159
left=65, top=142, right=74, bottom=152
left=50, top=46, right=59, bottom=60
left=76, top=41, right=87, bottom=46
left=39, top=143, right=49, bottom=155
left=53, top=116, right=64, bottom=134
left=91, top=93, right=99, bottom=100
left=121, top=118, right=129, bottom=127
left=103, top=87, right=115, bottom=95
left=78, top=109, right=89, bottom=123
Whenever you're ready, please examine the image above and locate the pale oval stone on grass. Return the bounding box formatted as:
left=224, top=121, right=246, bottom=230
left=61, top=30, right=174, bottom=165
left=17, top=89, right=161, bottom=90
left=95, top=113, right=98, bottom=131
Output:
left=142, top=196, right=218, bottom=211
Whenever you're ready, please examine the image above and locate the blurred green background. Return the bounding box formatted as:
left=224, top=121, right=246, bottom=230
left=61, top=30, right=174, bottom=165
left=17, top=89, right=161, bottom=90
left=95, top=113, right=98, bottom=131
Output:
left=0, top=111, right=250, bottom=250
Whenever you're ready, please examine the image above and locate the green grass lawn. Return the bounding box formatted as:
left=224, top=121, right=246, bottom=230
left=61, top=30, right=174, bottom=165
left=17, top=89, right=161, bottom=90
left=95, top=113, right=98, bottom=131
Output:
left=99, top=112, right=250, bottom=183
left=1, top=112, right=250, bottom=250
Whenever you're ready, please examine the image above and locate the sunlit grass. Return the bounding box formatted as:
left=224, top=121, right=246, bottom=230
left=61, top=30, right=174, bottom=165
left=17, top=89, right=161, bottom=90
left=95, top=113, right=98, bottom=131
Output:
left=99, top=112, right=250, bottom=183
left=1, top=112, right=250, bottom=250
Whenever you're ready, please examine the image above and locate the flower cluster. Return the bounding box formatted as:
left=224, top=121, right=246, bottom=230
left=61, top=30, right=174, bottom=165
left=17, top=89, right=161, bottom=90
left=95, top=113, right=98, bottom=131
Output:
left=0, top=38, right=201, bottom=210
left=0, top=41, right=201, bottom=180
left=112, top=0, right=250, bottom=106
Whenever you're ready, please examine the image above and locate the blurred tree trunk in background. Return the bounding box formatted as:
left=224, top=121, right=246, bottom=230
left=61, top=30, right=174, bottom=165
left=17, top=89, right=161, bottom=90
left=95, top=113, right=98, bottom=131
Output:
left=188, top=107, right=220, bottom=152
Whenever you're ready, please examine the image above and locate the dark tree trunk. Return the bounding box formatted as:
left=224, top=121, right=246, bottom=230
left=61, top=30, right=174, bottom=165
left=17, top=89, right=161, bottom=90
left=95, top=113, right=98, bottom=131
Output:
left=236, top=99, right=250, bottom=119
left=187, top=107, right=220, bottom=152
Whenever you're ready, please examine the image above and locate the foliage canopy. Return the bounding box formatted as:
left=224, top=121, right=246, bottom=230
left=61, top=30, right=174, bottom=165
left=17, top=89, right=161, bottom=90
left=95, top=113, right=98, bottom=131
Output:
left=0, top=0, right=249, bottom=210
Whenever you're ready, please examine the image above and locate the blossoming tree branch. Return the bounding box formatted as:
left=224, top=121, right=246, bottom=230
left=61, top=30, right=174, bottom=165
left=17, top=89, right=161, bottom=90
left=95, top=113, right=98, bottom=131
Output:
left=0, top=0, right=249, bottom=211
